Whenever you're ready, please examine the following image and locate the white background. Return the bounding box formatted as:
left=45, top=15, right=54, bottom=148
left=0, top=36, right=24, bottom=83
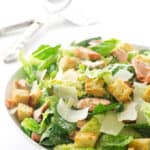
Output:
left=0, top=0, right=150, bottom=149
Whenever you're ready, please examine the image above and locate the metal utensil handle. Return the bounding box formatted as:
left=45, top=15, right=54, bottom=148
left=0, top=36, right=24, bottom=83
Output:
left=0, top=19, right=34, bottom=36
left=4, top=21, right=43, bottom=63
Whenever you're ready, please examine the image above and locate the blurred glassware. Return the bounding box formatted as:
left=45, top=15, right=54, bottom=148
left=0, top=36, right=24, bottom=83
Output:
left=44, top=0, right=99, bottom=26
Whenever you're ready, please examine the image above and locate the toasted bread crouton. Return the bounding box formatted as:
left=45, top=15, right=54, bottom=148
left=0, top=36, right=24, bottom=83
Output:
left=128, top=139, right=150, bottom=150
left=85, top=78, right=105, bottom=97
left=128, top=148, right=134, bottom=150
left=29, top=87, right=42, bottom=107
left=74, top=132, right=98, bottom=148
left=12, top=89, right=30, bottom=105
left=5, top=99, right=17, bottom=109
left=59, top=56, right=79, bottom=71
left=107, top=79, right=133, bottom=102
left=114, top=43, right=135, bottom=52
left=17, top=103, right=33, bottom=121
left=143, top=86, right=150, bottom=102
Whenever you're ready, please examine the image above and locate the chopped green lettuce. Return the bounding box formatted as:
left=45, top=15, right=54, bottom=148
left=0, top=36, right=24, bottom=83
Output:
left=138, top=102, right=150, bottom=125
left=139, top=49, right=150, bottom=56
left=91, top=39, right=120, bottom=57
left=71, top=36, right=101, bottom=47
left=96, top=134, right=133, bottom=150
left=40, top=115, right=76, bottom=147
left=19, top=51, right=37, bottom=83
left=85, top=69, right=113, bottom=84
left=21, top=118, right=40, bottom=133
left=125, top=123, right=150, bottom=137
left=92, top=103, right=124, bottom=116
left=32, top=45, right=61, bottom=60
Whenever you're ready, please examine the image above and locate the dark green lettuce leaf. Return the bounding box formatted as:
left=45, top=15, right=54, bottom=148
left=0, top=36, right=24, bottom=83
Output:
left=125, top=123, right=150, bottom=137
left=92, top=103, right=124, bottom=116
left=40, top=115, right=76, bottom=147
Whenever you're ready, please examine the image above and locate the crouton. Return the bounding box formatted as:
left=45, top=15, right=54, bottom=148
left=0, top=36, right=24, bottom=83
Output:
left=59, top=56, right=79, bottom=71
left=12, top=89, right=30, bottom=104
left=143, top=86, right=150, bottom=102
left=74, top=132, right=98, bottom=148
left=17, top=103, right=33, bottom=121
left=5, top=99, right=17, bottom=109
left=29, top=87, right=42, bottom=107
left=107, top=79, right=132, bottom=102
left=75, top=116, right=101, bottom=148
left=128, top=148, right=134, bottom=150
left=128, top=138, right=150, bottom=150
left=85, top=78, right=105, bottom=97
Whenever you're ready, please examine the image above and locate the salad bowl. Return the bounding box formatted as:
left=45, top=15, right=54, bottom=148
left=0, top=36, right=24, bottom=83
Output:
left=4, top=37, right=150, bottom=150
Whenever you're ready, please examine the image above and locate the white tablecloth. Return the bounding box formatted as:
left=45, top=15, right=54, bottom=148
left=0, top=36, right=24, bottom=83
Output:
left=0, top=0, right=150, bottom=149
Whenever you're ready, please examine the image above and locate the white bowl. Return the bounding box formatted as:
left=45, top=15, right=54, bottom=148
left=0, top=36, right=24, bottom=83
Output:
left=4, top=44, right=150, bottom=149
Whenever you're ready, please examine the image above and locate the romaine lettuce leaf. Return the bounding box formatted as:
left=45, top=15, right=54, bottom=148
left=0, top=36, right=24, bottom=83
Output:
left=96, top=134, right=133, bottom=150
left=21, top=118, right=40, bottom=133
left=40, top=114, right=76, bottom=146
left=91, top=39, right=120, bottom=57
left=125, top=123, right=150, bottom=137
left=32, top=44, right=60, bottom=60
left=71, top=36, right=101, bottom=47
left=92, top=103, right=124, bottom=116
left=19, top=51, right=37, bottom=83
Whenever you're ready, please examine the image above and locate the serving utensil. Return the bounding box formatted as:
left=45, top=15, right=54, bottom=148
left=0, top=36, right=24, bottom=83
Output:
left=3, top=21, right=43, bottom=63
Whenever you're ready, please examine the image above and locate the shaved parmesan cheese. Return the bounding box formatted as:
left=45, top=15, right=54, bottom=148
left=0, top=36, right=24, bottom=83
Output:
left=31, top=81, right=38, bottom=93
left=133, top=82, right=147, bottom=102
left=117, top=101, right=138, bottom=121
left=113, top=69, right=133, bottom=81
left=100, top=111, right=124, bottom=136
left=62, top=69, right=78, bottom=82
left=53, top=85, right=78, bottom=105
left=57, top=99, right=89, bottom=122
left=55, top=69, right=63, bottom=80
left=55, top=69, right=78, bottom=83
left=81, top=60, right=104, bottom=68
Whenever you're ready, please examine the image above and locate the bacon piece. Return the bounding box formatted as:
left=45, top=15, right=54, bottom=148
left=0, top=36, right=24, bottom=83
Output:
left=77, top=98, right=111, bottom=111
left=33, top=101, right=49, bottom=122
left=74, top=47, right=101, bottom=60
left=132, top=57, right=150, bottom=84
left=31, top=132, right=41, bottom=142
left=112, top=49, right=128, bottom=62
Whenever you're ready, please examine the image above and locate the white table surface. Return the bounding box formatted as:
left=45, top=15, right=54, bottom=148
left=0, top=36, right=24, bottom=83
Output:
left=0, top=0, right=150, bottom=149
